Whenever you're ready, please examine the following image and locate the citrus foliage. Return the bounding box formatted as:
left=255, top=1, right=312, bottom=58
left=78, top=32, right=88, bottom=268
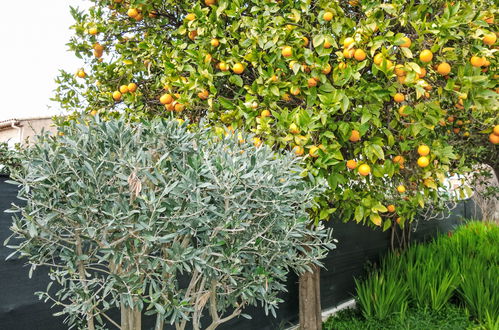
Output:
left=7, top=117, right=334, bottom=329
left=54, top=0, right=498, bottom=228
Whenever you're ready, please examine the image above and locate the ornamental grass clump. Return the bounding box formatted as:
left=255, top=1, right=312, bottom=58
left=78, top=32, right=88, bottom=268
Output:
left=6, top=116, right=335, bottom=330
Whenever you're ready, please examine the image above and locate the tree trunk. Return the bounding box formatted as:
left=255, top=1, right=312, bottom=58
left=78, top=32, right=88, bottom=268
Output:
left=121, top=298, right=141, bottom=330
left=299, top=265, right=321, bottom=330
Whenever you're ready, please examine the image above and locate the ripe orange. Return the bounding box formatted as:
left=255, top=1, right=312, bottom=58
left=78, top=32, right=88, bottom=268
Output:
left=490, top=133, right=499, bottom=144
left=346, top=159, right=357, bottom=169
left=112, top=91, right=122, bottom=101
left=417, top=145, right=430, bottom=156
left=387, top=204, right=396, bottom=213
left=302, top=37, right=309, bottom=47
left=323, top=40, right=332, bottom=49
left=400, top=36, right=411, bottom=48
left=219, top=62, right=229, bottom=71
left=185, top=13, right=196, bottom=21
left=90, top=110, right=98, bottom=116
left=343, top=48, right=355, bottom=58
left=211, top=38, right=220, bottom=47
left=188, top=30, right=198, bottom=40
left=493, top=125, right=499, bottom=135
left=373, top=53, right=383, bottom=65
left=293, top=145, right=304, bottom=156
left=437, top=62, right=451, bottom=75
left=393, top=93, right=405, bottom=103
left=354, top=49, right=366, bottom=61
left=419, top=49, right=433, bottom=63
left=160, top=93, right=173, bottom=105
left=282, top=46, right=293, bottom=57
left=289, top=123, right=300, bottom=134
left=94, top=50, right=103, bottom=58
left=483, top=33, right=497, bottom=45
left=393, top=155, right=405, bottom=165
left=323, top=11, right=333, bottom=21
left=394, top=65, right=406, bottom=77
left=134, top=13, right=143, bottom=21
left=338, top=62, right=347, bottom=69
left=358, top=164, right=371, bottom=176
left=232, top=63, right=245, bottom=74
left=290, top=86, right=300, bottom=96
left=198, top=89, right=209, bottom=100
left=307, top=78, right=318, bottom=87
left=417, top=156, right=430, bottom=168
left=174, top=103, right=185, bottom=112
left=88, top=27, right=98, bottom=35
left=322, top=63, right=332, bottom=74
left=470, top=56, right=485, bottom=67
left=127, top=8, right=139, bottom=18
left=418, top=67, right=427, bottom=78
left=205, top=0, right=216, bottom=5
left=349, top=129, right=361, bottom=142
left=261, top=110, right=271, bottom=117
left=76, top=69, right=86, bottom=78
left=127, top=83, right=137, bottom=93
left=397, top=185, right=406, bottom=193
left=309, top=146, right=320, bottom=158
left=343, top=37, right=355, bottom=48
left=396, top=217, right=402, bottom=224
left=119, top=85, right=129, bottom=94
left=397, top=75, right=406, bottom=84
left=253, top=137, right=262, bottom=147
left=148, top=11, right=158, bottom=18
left=93, top=43, right=104, bottom=52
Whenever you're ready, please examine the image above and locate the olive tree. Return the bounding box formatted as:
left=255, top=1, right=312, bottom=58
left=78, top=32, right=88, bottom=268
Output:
left=6, top=116, right=334, bottom=330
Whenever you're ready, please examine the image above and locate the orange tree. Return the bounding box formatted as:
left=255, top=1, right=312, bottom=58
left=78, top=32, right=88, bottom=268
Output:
left=54, top=0, right=497, bottom=326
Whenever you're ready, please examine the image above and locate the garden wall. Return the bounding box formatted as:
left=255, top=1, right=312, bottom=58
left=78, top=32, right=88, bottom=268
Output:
left=0, top=174, right=479, bottom=330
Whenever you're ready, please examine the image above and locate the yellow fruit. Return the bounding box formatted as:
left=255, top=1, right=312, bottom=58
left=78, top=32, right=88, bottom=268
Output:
left=483, top=33, right=497, bottom=45
left=418, top=67, right=427, bottom=78
left=185, top=13, right=196, bottom=21
left=160, top=93, right=173, bottom=105
left=90, top=110, right=98, bottom=116
left=338, top=62, right=347, bottom=70
left=470, top=56, right=485, bottom=67
left=493, top=125, right=499, bottom=136
left=76, top=69, right=86, bottom=78
left=385, top=60, right=394, bottom=70
left=354, top=49, right=366, bottom=61
left=394, top=65, right=406, bottom=77
left=417, top=156, right=430, bottom=168
left=373, top=53, right=383, bottom=65
left=293, top=145, right=304, bottom=156
left=397, top=185, right=406, bottom=193
left=400, top=36, right=411, bottom=48
left=419, top=49, right=433, bottom=63
left=198, top=89, right=209, bottom=100
left=282, top=46, right=293, bottom=57
left=437, top=62, right=451, bottom=75
left=174, top=103, right=185, bottom=112
left=309, top=146, right=320, bottom=158
left=302, top=37, right=309, bottom=47
left=349, top=129, right=360, bottom=142
left=219, top=62, right=229, bottom=71
left=323, top=11, right=333, bottom=21
left=393, top=93, right=405, bottom=103
left=490, top=133, right=499, bottom=144
left=211, top=38, right=220, bottom=47
left=387, top=205, right=396, bottom=213
left=346, top=159, right=357, bottom=170
left=253, top=137, right=262, bottom=147
left=322, top=63, right=332, bottom=74
left=88, top=27, right=98, bottom=35
left=112, top=91, right=122, bottom=101
left=343, top=37, right=355, bottom=48
left=290, top=86, right=300, bottom=96
left=93, top=43, right=104, bottom=52
left=127, top=83, right=137, bottom=93
left=417, top=145, right=430, bottom=156
left=289, top=123, right=300, bottom=134
left=119, top=85, right=129, bottom=94
left=307, top=78, right=318, bottom=87
left=127, top=8, right=139, bottom=18
left=232, top=63, right=245, bottom=74
left=358, top=164, right=371, bottom=176
left=188, top=30, right=198, bottom=40
left=343, top=48, right=355, bottom=59
left=261, top=110, right=271, bottom=117
left=323, top=40, right=332, bottom=49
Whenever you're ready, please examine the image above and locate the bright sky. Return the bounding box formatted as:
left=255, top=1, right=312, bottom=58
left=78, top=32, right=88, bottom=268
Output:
left=0, top=0, right=90, bottom=121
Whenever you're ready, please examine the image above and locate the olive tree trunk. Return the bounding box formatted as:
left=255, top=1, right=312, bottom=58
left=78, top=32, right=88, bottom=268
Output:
left=299, top=265, right=322, bottom=330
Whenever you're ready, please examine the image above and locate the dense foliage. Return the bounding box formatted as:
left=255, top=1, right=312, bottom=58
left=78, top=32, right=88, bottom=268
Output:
left=6, top=117, right=334, bottom=330
left=54, top=0, right=498, bottom=228
left=352, top=221, right=499, bottom=327
left=0, top=142, right=21, bottom=175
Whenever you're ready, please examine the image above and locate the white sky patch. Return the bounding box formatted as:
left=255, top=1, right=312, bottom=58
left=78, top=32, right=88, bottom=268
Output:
left=0, top=0, right=90, bottom=121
